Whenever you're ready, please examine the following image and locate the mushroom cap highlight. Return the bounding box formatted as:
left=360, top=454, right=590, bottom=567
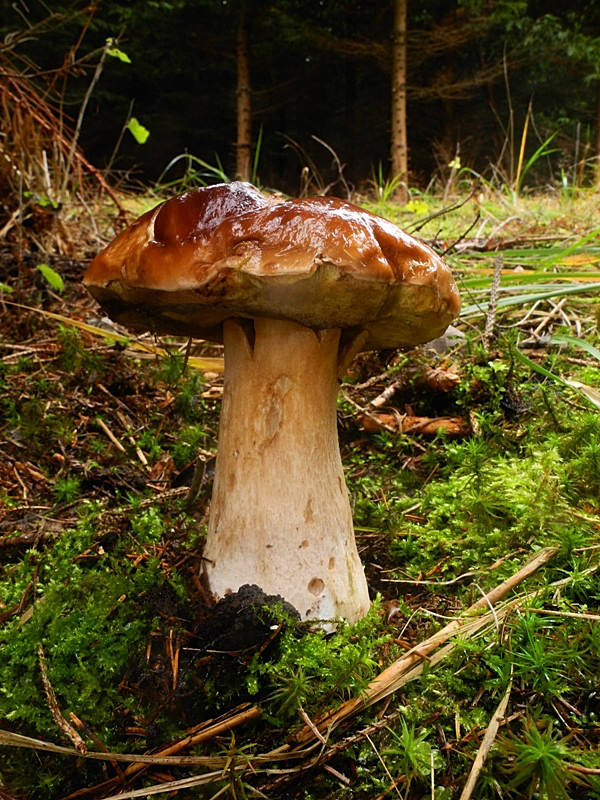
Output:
left=84, top=181, right=460, bottom=348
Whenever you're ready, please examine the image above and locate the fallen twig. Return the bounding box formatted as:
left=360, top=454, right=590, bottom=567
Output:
left=96, top=417, right=126, bottom=453
left=38, top=644, right=87, bottom=754
left=369, top=380, right=402, bottom=409
left=359, top=412, right=470, bottom=437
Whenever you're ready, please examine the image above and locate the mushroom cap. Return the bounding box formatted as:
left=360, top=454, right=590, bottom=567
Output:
left=84, top=181, right=460, bottom=348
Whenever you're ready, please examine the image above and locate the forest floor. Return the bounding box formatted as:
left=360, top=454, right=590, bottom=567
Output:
left=1, top=187, right=600, bottom=799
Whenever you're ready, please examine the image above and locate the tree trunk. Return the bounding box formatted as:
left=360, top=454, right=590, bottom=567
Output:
left=390, top=0, right=408, bottom=204
left=236, top=1, right=252, bottom=182
left=595, top=80, right=600, bottom=190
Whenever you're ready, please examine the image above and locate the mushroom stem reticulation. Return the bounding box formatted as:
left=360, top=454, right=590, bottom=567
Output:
left=203, top=316, right=370, bottom=622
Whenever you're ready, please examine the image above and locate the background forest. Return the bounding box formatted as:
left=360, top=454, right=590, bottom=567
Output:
left=3, top=0, right=600, bottom=199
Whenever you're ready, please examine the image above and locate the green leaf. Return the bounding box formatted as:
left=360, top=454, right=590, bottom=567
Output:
left=37, top=264, right=64, bottom=294
left=0, top=282, right=13, bottom=293
left=106, top=40, right=131, bottom=64
left=127, top=117, right=150, bottom=144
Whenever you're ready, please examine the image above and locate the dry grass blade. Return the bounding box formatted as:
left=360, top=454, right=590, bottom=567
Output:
left=4, top=301, right=224, bottom=372
left=0, top=729, right=222, bottom=767
left=294, top=547, right=557, bottom=744
left=564, top=380, right=600, bottom=409
left=458, top=679, right=512, bottom=800
left=100, top=770, right=239, bottom=800
left=0, top=706, right=264, bottom=768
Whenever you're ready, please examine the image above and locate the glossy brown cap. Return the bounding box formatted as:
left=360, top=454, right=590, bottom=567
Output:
left=84, top=181, right=460, bottom=348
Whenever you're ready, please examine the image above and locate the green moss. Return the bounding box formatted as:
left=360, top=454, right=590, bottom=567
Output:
left=0, top=513, right=171, bottom=749
left=248, top=599, right=390, bottom=722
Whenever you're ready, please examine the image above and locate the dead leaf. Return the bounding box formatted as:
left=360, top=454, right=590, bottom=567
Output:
left=359, top=413, right=470, bottom=437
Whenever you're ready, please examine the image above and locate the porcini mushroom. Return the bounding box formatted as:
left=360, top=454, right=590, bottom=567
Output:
left=84, top=181, right=460, bottom=622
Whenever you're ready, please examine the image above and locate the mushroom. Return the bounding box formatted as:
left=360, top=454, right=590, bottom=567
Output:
left=83, top=181, right=460, bottom=622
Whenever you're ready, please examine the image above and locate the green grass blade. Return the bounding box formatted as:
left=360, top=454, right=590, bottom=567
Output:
left=550, top=334, right=600, bottom=362
left=460, top=272, right=600, bottom=290
left=514, top=346, right=600, bottom=408
left=517, top=132, right=558, bottom=193
left=252, top=123, right=263, bottom=186
left=460, top=282, right=600, bottom=317
left=513, top=347, right=570, bottom=388
left=540, top=227, right=600, bottom=264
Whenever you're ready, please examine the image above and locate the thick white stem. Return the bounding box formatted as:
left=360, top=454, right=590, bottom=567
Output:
left=203, top=317, right=370, bottom=622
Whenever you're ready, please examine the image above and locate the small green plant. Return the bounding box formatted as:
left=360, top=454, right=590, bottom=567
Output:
left=154, top=352, right=185, bottom=384
left=268, top=666, right=313, bottom=717
left=515, top=132, right=559, bottom=196
left=171, top=424, right=208, bottom=469
left=370, top=161, right=405, bottom=203
left=53, top=475, right=81, bottom=505
left=137, top=429, right=163, bottom=461
left=247, top=599, right=388, bottom=721
left=175, top=370, right=206, bottom=421
left=56, top=325, right=105, bottom=377
left=130, top=506, right=166, bottom=544
left=510, top=612, right=572, bottom=697
left=496, top=718, right=571, bottom=799
left=384, top=719, right=443, bottom=797
left=157, top=152, right=229, bottom=191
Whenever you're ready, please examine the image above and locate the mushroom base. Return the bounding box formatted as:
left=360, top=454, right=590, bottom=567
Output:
left=202, top=317, right=370, bottom=622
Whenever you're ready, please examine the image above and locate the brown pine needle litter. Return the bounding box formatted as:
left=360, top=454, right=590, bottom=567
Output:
left=0, top=547, right=558, bottom=797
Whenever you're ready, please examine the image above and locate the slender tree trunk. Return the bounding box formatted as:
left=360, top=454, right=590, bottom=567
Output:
left=236, top=1, right=252, bottom=182
left=390, top=0, right=408, bottom=204
left=595, top=80, right=600, bottom=190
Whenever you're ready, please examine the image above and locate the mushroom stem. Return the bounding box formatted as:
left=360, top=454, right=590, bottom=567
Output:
left=203, top=317, right=370, bottom=622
